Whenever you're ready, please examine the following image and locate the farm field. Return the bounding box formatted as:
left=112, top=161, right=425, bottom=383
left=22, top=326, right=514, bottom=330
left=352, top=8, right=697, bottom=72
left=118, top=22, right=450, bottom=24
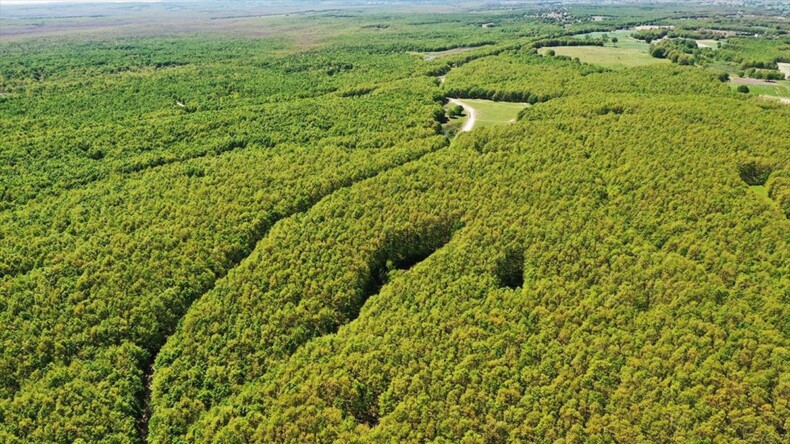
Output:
left=1, top=2, right=789, bottom=444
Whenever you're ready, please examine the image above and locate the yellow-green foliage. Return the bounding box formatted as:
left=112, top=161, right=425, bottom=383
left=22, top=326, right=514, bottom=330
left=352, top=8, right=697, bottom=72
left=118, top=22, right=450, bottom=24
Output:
left=717, top=36, right=790, bottom=68
left=152, top=92, right=789, bottom=444
left=1, top=8, right=789, bottom=444
left=443, top=50, right=605, bottom=103
left=767, top=170, right=790, bottom=217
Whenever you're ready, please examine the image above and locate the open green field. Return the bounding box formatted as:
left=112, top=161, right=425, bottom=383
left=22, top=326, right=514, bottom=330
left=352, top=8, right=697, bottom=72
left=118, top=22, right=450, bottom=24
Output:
left=730, top=79, right=790, bottom=98
left=540, top=45, right=669, bottom=68
left=749, top=185, right=769, bottom=198
left=462, top=99, right=528, bottom=128
left=574, top=30, right=634, bottom=40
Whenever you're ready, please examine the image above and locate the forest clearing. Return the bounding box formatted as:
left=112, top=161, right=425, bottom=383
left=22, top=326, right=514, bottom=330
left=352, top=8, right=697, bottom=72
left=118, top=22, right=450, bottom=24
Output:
left=540, top=45, right=670, bottom=68
left=454, top=98, right=528, bottom=128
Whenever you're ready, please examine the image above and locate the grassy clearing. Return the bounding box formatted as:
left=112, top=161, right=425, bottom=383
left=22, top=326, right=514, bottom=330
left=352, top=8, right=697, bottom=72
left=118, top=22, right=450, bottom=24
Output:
left=730, top=79, right=790, bottom=98
left=749, top=185, right=769, bottom=198
left=540, top=45, right=668, bottom=68
left=695, top=39, right=719, bottom=49
left=573, top=30, right=632, bottom=39
left=460, top=99, right=528, bottom=129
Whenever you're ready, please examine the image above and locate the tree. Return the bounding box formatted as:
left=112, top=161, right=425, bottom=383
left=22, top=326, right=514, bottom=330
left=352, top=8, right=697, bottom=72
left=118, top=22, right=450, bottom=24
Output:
left=651, top=46, right=667, bottom=59
left=448, top=105, right=465, bottom=118
left=737, top=85, right=750, bottom=93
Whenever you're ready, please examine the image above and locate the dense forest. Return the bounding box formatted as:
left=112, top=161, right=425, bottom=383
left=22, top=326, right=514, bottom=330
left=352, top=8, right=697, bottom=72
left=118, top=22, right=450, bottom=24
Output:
left=0, top=2, right=788, bottom=443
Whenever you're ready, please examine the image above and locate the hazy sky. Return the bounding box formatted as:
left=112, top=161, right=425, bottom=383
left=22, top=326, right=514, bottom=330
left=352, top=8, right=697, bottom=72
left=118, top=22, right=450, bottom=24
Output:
left=1, top=0, right=161, bottom=4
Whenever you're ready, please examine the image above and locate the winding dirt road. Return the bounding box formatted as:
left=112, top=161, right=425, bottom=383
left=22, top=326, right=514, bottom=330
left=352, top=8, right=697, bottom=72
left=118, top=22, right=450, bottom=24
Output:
left=448, top=98, right=477, bottom=132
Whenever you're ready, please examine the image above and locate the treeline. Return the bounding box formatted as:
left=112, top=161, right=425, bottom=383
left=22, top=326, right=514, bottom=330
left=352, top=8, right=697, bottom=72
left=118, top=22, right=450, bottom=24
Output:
left=716, top=36, right=790, bottom=68
left=442, top=51, right=729, bottom=105
left=649, top=38, right=705, bottom=65
left=533, top=37, right=605, bottom=49
left=738, top=68, right=786, bottom=80
left=633, top=28, right=729, bottom=44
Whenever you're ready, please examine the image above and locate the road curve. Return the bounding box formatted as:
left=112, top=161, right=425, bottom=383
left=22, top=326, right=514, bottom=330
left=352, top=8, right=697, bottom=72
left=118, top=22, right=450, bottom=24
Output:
left=448, top=98, right=477, bottom=132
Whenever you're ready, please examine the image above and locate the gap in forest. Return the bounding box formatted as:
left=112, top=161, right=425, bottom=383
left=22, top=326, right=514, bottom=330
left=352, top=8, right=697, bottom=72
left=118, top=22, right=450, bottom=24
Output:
left=738, top=160, right=772, bottom=186
left=344, top=218, right=461, bottom=428
left=137, top=362, right=155, bottom=443
left=496, top=247, right=525, bottom=289
left=360, top=219, right=461, bottom=315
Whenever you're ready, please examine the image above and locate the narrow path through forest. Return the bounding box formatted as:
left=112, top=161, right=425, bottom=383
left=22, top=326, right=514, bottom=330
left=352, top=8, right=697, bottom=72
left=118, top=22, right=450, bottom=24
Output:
left=448, top=98, right=477, bottom=132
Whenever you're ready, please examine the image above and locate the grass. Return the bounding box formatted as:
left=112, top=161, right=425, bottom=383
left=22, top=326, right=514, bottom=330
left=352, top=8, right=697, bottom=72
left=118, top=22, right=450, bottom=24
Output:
left=442, top=118, right=465, bottom=136
left=573, top=30, right=632, bottom=39
left=729, top=80, right=790, bottom=98
left=442, top=105, right=469, bottom=136
left=540, top=44, right=668, bottom=68
left=461, top=99, right=528, bottom=129
left=695, top=39, right=719, bottom=49
left=749, top=185, right=769, bottom=198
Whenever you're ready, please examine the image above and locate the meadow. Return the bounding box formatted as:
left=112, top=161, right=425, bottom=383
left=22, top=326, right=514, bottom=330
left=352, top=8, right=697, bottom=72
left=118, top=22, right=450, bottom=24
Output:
left=730, top=78, right=790, bottom=98
left=457, top=99, right=528, bottom=128
left=541, top=45, right=668, bottom=67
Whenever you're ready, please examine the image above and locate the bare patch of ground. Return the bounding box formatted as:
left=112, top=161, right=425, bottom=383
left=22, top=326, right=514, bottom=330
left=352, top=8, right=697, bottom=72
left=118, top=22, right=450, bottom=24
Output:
left=695, top=39, right=718, bottom=49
